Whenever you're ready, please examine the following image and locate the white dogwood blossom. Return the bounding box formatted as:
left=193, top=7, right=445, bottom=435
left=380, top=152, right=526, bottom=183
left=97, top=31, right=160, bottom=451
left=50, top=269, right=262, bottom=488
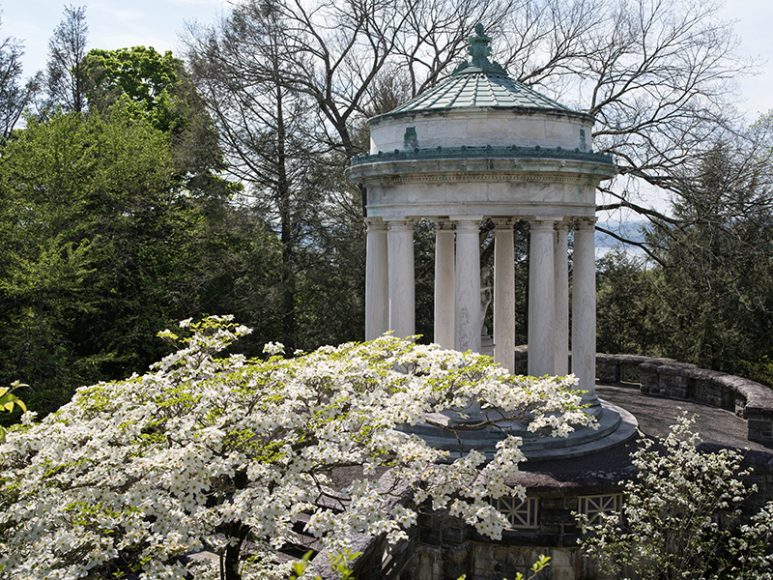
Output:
left=577, top=414, right=773, bottom=579
left=1, top=316, right=591, bottom=579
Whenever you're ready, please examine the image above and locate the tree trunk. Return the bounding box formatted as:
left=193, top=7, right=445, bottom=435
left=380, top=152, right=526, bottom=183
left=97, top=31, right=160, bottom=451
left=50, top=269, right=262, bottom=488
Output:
left=274, top=56, right=296, bottom=351
left=223, top=522, right=250, bottom=580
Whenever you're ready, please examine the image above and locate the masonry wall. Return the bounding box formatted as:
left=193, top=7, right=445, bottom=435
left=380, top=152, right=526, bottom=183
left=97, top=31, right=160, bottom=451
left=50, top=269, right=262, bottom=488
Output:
left=515, top=347, right=773, bottom=446
left=393, top=497, right=623, bottom=580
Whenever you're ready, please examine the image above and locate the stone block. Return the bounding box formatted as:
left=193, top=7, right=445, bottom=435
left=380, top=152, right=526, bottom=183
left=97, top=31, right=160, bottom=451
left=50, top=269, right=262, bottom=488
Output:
left=639, top=362, right=662, bottom=395
left=694, top=379, right=724, bottom=408
left=747, top=410, right=773, bottom=445
left=658, top=364, right=692, bottom=400
left=619, top=362, right=641, bottom=385
left=442, top=546, right=469, bottom=580
left=406, top=546, right=442, bottom=580
left=596, top=355, right=620, bottom=384
left=722, top=375, right=773, bottom=412
left=442, top=523, right=468, bottom=545
left=419, top=522, right=442, bottom=545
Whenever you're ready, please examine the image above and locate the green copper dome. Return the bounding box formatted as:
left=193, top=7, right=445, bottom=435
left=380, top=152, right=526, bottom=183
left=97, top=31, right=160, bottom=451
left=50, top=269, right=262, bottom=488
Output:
left=371, top=24, right=588, bottom=122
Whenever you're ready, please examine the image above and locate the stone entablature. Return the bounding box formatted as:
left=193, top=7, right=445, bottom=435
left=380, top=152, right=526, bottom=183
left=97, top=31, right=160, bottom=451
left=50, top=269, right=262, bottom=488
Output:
left=351, top=142, right=614, bottom=223
left=359, top=182, right=599, bottom=220
left=348, top=149, right=614, bottom=221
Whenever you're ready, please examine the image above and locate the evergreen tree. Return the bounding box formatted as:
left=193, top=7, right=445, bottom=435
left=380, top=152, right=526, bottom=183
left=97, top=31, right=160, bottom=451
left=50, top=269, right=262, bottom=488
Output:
left=46, top=5, right=89, bottom=113
left=645, top=134, right=772, bottom=379
left=595, top=251, right=661, bottom=356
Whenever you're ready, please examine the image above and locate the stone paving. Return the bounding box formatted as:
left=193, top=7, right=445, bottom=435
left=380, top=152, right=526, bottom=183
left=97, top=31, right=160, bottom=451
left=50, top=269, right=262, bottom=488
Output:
left=513, top=384, right=773, bottom=490
left=597, top=383, right=772, bottom=453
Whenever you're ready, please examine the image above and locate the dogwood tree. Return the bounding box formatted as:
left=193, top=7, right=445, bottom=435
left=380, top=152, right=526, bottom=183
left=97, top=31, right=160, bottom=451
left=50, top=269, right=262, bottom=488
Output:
left=0, top=316, right=592, bottom=579
left=577, top=415, right=773, bottom=579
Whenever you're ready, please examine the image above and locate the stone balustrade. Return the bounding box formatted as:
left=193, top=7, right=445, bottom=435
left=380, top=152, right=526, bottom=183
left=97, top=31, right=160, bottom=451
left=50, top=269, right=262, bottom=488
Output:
left=515, top=346, right=773, bottom=446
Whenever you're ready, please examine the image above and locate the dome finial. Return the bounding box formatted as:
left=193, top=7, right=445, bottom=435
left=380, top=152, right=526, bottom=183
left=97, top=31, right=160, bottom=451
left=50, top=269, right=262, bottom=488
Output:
left=452, top=23, right=507, bottom=76
left=468, top=23, right=492, bottom=68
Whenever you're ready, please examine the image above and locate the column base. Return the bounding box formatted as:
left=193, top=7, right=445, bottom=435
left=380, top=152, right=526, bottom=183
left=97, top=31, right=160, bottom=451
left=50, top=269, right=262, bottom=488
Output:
left=406, top=399, right=637, bottom=461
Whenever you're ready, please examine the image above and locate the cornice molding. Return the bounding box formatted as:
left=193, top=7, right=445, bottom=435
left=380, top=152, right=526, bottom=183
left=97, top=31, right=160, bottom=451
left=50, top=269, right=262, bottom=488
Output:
left=351, top=145, right=613, bottom=167
left=360, top=171, right=599, bottom=186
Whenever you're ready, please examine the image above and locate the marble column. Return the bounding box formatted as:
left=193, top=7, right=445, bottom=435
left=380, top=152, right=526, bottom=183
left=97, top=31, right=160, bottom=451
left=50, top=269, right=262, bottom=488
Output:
left=553, top=221, right=569, bottom=374
left=528, top=219, right=557, bottom=376
left=365, top=218, right=388, bottom=340
left=572, top=217, right=599, bottom=404
left=434, top=221, right=455, bottom=349
left=387, top=219, right=415, bottom=338
left=454, top=219, right=482, bottom=352
left=493, top=219, right=515, bottom=372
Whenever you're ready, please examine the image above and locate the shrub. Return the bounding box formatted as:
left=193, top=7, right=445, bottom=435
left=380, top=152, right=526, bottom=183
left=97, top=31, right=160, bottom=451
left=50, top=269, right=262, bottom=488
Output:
left=577, top=415, right=773, bottom=579
left=0, top=316, right=592, bottom=579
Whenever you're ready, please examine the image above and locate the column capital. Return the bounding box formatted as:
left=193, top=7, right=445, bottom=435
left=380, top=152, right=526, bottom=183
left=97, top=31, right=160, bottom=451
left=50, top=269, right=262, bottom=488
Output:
left=573, top=216, right=598, bottom=230
left=492, top=217, right=516, bottom=230
left=529, top=218, right=559, bottom=232
left=454, top=218, right=481, bottom=233
left=365, top=217, right=387, bottom=230
left=554, top=219, right=570, bottom=232
left=433, top=219, right=455, bottom=231
left=386, top=218, right=415, bottom=232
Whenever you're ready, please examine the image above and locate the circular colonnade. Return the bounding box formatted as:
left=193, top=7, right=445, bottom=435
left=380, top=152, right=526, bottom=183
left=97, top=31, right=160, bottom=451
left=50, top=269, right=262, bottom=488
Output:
left=348, top=24, right=633, bottom=458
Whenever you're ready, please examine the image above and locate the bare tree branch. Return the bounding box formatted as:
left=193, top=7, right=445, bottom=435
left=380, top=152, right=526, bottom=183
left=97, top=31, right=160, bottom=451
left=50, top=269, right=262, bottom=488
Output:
left=596, top=225, right=665, bottom=265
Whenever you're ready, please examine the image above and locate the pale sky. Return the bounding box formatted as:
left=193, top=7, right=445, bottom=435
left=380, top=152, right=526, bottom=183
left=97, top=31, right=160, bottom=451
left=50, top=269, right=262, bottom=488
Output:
left=3, top=0, right=226, bottom=75
left=2, top=0, right=771, bottom=120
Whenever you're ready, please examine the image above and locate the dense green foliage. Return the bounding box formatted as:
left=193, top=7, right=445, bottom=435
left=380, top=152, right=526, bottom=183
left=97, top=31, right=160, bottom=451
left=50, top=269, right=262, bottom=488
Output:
left=0, top=37, right=367, bottom=417
left=596, top=132, right=773, bottom=385
left=0, top=110, right=170, bottom=410
left=84, top=45, right=230, bottom=199
left=0, top=108, right=242, bottom=413
left=649, top=140, right=772, bottom=382
left=84, top=46, right=180, bottom=127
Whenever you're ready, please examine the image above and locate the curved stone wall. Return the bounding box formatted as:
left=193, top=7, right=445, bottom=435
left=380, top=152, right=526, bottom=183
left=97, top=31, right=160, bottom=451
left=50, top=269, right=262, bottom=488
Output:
left=514, top=347, right=773, bottom=446
left=598, top=354, right=773, bottom=446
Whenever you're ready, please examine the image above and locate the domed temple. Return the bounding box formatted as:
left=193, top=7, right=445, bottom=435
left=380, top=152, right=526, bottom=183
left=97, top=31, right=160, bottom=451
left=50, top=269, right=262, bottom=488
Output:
left=348, top=23, right=635, bottom=460
left=342, top=25, right=773, bottom=579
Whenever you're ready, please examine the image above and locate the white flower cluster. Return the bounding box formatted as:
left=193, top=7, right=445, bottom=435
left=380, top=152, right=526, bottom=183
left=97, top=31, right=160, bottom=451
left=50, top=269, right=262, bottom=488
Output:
left=262, top=341, right=285, bottom=356
left=577, top=414, right=773, bottom=579
left=0, top=317, right=590, bottom=578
